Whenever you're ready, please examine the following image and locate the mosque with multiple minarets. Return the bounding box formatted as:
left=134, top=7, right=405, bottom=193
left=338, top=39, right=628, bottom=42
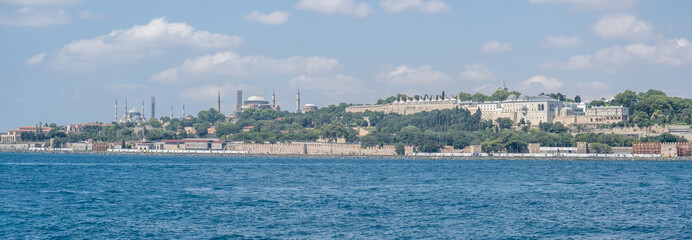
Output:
left=114, top=88, right=318, bottom=123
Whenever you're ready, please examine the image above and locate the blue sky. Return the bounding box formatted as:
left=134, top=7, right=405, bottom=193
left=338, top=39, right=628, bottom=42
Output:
left=1, top=0, right=691, bottom=131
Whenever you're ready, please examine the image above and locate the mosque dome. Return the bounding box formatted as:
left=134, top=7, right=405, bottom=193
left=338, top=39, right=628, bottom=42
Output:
left=518, top=95, right=529, bottom=100
left=507, top=94, right=518, bottom=100
left=304, top=103, right=316, bottom=107
left=247, top=95, right=266, bottom=102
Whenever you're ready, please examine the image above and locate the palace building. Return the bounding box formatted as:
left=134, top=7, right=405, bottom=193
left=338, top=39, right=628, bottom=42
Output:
left=346, top=88, right=628, bottom=126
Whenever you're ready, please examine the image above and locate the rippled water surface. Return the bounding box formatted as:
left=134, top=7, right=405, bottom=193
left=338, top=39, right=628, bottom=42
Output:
left=1, top=153, right=691, bottom=239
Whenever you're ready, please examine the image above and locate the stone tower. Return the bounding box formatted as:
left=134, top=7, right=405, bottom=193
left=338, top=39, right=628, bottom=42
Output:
left=151, top=97, right=155, bottom=119
left=296, top=87, right=301, bottom=113
left=217, top=89, right=221, bottom=113
left=114, top=99, right=118, bottom=123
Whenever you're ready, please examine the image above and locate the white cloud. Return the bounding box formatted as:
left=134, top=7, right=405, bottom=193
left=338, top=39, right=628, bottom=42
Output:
left=151, top=51, right=342, bottom=83
left=52, top=17, right=242, bottom=69
left=543, top=35, right=583, bottom=48
left=295, top=0, right=373, bottom=18
left=480, top=41, right=511, bottom=53
left=460, top=63, right=496, bottom=81
left=25, top=53, right=46, bottom=66
left=290, top=74, right=365, bottom=96
left=76, top=11, right=107, bottom=20
left=181, top=83, right=253, bottom=102
left=151, top=68, right=180, bottom=83
left=528, top=0, right=639, bottom=10
left=380, top=0, right=450, bottom=13
left=593, top=14, right=653, bottom=40
left=520, top=75, right=563, bottom=91
left=0, top=7, right=71, bottom=27
left=244, top=10, right=290, bottom=25
left=540, top=38, right=692, bottom=73
left=472, top=83, right=499, bottom=93
left=0, top=0, right=79, bottom=6
left=377, top=65, right=451, bottom=85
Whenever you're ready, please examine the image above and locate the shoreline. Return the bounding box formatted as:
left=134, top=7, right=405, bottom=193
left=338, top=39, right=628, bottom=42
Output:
left=1, top=149, right=691, bottom=161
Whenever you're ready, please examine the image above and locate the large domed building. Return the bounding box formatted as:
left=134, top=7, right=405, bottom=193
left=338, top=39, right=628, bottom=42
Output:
left=241, top=94, right=280, bottom=111
left=302, top=103, right=318, bottom=112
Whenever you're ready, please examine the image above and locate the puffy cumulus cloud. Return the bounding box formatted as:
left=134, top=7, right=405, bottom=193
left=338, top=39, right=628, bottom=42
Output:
left=540, top=38, right=692, bottom=73
left=244, top=10, right=290, bottom=25
left=593, top=14, right=653, bottom=40
left=25, top=53, right=46, bottom=66
left=377, top=65, right=451, bottom=85
left=625, top=38, right=692, bottom=66
left=380, top=0, right=450, bottom=13
left=0, top=0, right=79, bottom=6
left=528, top=0, right=639, bottom=10
left=180, top=83, right=253, bottom=102
left=295, top=0, right=373, bottom=18
left=460, top=63, right=496, bottom=82
left=290, top=74, right=366, bottom=96
left=520, top=75, right=563, bottom=91
left=52, top=17, right=242, bottom=69
left=480, top=41, right=511, bottom=53
left=0, top=7, right=71, bottom=27
left=151, top=51, right=342, bottom=83
left=543, top=35, right=583, bottom=48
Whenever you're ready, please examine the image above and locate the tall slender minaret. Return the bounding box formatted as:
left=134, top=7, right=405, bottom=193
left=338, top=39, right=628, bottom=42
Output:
left=170, top=106, right=173, bottom=119
left=151, top=97, right=155, bottom=119
left=236, top=90, right=243, bottom=116
left=217, top=89, right=221, bottom=113
left=296, top=87, right=301, bottom=113
left=182, top=104, right=185, bottom=118
left=124, top=98, right=129, bottom=121
left=115, top=99, right=118, bottom=123
left=141, top=100, right=145, bottom=120
left=272, top=89, right=276, bottom=107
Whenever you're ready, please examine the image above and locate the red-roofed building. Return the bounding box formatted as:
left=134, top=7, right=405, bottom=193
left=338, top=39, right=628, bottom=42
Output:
left=1, top=126, right=52, bottom=143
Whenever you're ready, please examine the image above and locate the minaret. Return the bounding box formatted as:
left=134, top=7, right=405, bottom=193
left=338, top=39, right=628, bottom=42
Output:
left=296, top=87, right=301, bottom=113
left=182, top=104, right=185, bottom=118
left=115, top=99, right=118, bottom=123
left=272, top=89, right=276, bottom=107
left=170, top=106, right=173, bottom=119
left=217, top=89, right=221, bottom=113
left=236, top=90, right=243, bottom=116
left=499, top=78, right=508, bottom=91
left=124, top=98, right=129, bottom=121
left=141, top=100, right=145, bottom=120
left=151, top=97, right=155, bottom=119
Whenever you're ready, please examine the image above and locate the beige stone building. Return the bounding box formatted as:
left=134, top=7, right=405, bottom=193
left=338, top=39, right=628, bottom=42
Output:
left=345, top=93, right=629, bottom=127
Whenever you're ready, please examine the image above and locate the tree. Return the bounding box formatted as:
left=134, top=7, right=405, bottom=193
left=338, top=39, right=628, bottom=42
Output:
left=590, top=100, right=606, bottom=107
left=574, top=95, right=581, bottom=103
left=417, top=140, right=440, bottom=152
left=589, top=143, right=612, bottom=153
left=195, top=121, right=211, bottom=137
left=496, top=118, right=513, bottom=129
left=395, top=143, right=405, bottom=155
left=504, top=139, right=528, bottom=153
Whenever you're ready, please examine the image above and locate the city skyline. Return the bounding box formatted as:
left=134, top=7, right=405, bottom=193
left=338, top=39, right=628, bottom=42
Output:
left=2, top=0, right=692, bottom=131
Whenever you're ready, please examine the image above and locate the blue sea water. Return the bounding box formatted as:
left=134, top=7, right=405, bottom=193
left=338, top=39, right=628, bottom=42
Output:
left=0, top=153, right=691, bottom=239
